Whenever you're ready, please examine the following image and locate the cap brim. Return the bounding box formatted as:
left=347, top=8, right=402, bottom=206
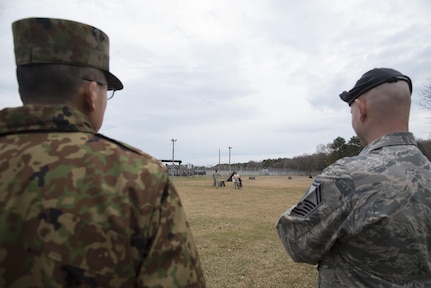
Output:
left=339, top=91, right=351, bottom=103
left=106, top=71, right=123, bottom=91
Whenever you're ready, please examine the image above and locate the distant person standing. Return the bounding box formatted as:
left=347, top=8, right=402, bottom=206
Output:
left=233, top=171, right=241, bottom=189
left=212, top=169, right=221, bottom=188
left=276, top=68, right=431, bottom=287
left=0, top=17, right=205, bottom=287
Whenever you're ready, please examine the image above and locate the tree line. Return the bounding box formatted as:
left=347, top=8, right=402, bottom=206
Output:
left=219, top=136, right=431, bottom=174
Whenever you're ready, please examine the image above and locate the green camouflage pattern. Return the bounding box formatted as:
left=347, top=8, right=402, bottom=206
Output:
left=276, top=132, right=431, bottom=287
left=0, top=105, right=205, bottom=287
left=12, top=17, right=123, bottom=90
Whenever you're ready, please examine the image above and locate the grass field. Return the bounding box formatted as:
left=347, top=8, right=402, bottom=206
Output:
left=174, top=175, right=318, bottom=288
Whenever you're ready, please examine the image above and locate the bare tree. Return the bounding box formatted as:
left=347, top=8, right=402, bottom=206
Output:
left=418, top=80, right=431, bottom=111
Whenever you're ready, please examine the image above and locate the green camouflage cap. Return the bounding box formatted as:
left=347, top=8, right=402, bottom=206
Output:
left=12, top=17, right=123, bottom=90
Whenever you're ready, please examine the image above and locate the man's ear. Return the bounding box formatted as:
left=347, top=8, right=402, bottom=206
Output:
left=355, top=98, right=367, bottom=121
left=84, top=81, right=98, bottom=112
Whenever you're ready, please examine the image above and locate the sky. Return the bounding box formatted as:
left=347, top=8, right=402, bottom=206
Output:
left=1, top=0, right=430, bottom=167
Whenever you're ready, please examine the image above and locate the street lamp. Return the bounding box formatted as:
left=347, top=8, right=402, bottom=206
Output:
left=171, top=139, right=177, bottom=180
left=228, top=146, right=232, bottom=172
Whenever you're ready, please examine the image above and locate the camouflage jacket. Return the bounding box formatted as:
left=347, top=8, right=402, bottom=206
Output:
left=276, top=132, right=431, bottom=287
left=0, top=105, right=205, bottom=288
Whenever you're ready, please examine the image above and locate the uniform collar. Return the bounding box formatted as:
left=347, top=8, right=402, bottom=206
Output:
left=360, top=132, right=417, bottom=154
left=0, top=105, right=95, bottom=134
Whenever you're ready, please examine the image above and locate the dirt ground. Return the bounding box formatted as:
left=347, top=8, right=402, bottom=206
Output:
left=173, top=175, right=318, bottom=288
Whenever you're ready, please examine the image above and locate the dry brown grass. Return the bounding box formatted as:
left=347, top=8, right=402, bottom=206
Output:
left=174, top=175, right=318, bottom=288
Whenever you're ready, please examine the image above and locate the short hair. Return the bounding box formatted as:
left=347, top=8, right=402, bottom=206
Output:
left=17, top=64, right=103, bottom=104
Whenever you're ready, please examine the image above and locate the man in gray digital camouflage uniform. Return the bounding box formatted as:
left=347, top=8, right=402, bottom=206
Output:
left=0, top=17, right=205, bottom=287
left=276, top=68, right=431, bottom=287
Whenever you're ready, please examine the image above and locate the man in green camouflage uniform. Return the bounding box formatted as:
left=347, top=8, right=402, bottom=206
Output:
left=276, top=68, right=431, bottom=287
left=0, top=18, right=205, bottom=287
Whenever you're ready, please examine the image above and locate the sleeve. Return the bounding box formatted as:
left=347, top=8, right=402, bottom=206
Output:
left=275, top=162, right=355, bottom=265
left=137, top=179, right=206, bottom=287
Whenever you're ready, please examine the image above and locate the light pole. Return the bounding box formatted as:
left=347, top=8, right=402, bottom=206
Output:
left=228, top=146, right=232, bottom=172
left=218, top=148, right=221, bottom=168
left=171, top=139, right=177, bottom=180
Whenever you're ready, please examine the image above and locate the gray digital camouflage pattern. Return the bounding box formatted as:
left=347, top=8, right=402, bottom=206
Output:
left=276, top=132, right=431, bottom=287
left=0, top=105, right=205, bottom=287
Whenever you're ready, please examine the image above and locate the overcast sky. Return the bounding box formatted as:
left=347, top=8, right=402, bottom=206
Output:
left=1, top=0, right=430, bottom=166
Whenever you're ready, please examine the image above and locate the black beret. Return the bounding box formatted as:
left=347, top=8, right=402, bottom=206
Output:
left=339, top=68, right=412, bottom=106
